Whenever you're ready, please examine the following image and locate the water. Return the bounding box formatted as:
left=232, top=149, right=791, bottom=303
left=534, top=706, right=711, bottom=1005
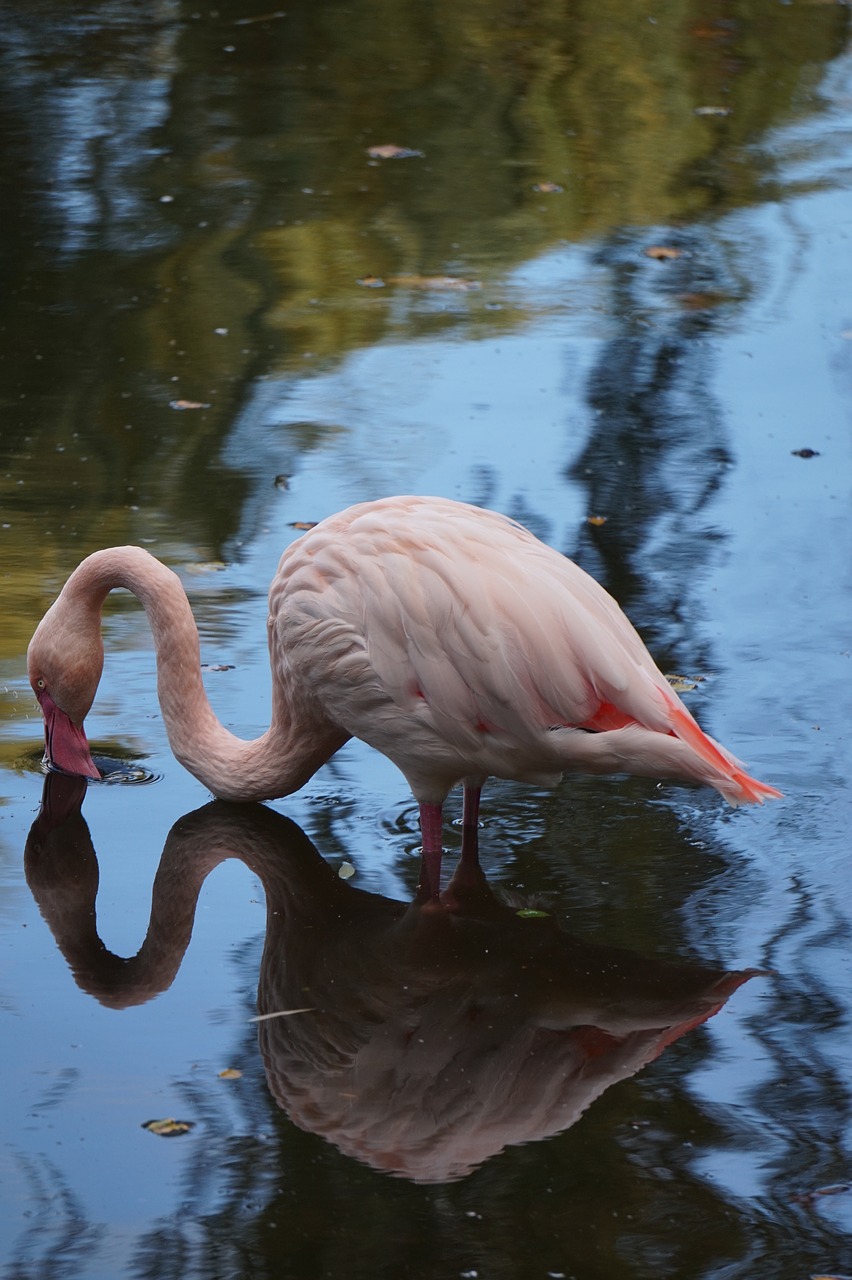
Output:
left=2, top=2, right=852, bottom=1277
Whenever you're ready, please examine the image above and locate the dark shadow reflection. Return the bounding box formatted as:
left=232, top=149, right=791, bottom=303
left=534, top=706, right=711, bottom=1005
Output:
left=25, top=774, right=761, bottom=1184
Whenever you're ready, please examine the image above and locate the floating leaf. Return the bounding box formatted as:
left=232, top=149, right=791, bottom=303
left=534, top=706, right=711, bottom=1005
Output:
left=516, top=908, right=551, bottom=919
left=218, top=1067, right=243, bottom=1080
left=366, top=143, right=424, bottom=160
left=676, top=291, right=731, bottom=311
left=201, top=663, right=235, bottom=672
left=694, top=105, right=732, bottom=117
left=142, top=1117, right=194, bottom=1137
left=338, top=861, right=356, bottom=880
left=357, top=275, right=386, bottom=288
left=690, top=21, right=736, bottom=40
left=169, top=399, right=210, bottom=411
left=533, top=181, right=563, bottom=193
left=387, top=275, right=480, bottom=291
left=792, top=447, right=820, bottom=458
left=586, top=515, right=607, bottom=527
left=273, top=473, right=291, bottom=490
left=289, top=520, right=318, bottom=531
left=644, top=245, right=683, bottom=261
left=234, top=9, right=288, bottom=24
left=666, top=673, right=705, bottom=693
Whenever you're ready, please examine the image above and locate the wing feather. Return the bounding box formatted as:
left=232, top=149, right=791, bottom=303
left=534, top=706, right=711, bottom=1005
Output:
left=268, top=495, right=778, bottom=806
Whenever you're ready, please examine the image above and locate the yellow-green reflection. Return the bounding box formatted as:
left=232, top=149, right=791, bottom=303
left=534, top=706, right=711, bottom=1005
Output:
left=0, top=0, right=846, bottom=605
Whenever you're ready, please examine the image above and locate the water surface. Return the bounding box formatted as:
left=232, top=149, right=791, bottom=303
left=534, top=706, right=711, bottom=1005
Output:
left=2, top=3, right=852, bottom=1278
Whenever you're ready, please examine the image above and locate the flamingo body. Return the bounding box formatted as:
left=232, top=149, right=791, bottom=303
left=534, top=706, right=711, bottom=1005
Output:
left=28, top=496, right=780, bottom=867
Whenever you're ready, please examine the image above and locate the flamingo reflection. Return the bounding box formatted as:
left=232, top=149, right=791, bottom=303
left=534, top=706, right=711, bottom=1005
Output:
left=25, top=774, right=760, bottom=1183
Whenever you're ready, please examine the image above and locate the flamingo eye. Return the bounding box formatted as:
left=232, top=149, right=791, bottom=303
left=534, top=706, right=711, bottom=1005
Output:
left=36, top=677, right=45, bottom=690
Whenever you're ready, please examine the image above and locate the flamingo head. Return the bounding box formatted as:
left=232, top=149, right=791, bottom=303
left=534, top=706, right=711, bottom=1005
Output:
left=27, top=600, right=103, bottom=781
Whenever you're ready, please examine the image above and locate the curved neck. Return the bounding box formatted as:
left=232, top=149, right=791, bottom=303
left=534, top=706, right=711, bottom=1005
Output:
left=65, top=546, right=346, bottom=801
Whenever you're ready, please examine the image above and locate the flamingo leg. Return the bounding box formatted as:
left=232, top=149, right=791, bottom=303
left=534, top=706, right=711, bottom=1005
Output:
left=461, top=784, right=481, bottom=859
left=446, top=783, right=483, bottom=897
left=416, top=801, right=444, bottom=900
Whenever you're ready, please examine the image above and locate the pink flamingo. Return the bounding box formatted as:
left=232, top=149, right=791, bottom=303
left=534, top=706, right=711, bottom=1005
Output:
left=28, top=495, right=780, bottom=890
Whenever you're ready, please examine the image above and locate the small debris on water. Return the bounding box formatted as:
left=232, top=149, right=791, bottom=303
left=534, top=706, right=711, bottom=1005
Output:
left=665, top=673, right=706, bottom=693
left=644, top=245, right=684, bottom=260
left=142, top=1118, right=194, bottom=1137
left=366, top=143, right=423, bottom=160
left=250, top=1007, right=316, bottom=1022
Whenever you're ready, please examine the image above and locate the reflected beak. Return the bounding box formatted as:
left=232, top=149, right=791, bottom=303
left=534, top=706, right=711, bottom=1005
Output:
left=37, top=690, right=101, bottom=781
left=37, top=771, right=89, bottom=830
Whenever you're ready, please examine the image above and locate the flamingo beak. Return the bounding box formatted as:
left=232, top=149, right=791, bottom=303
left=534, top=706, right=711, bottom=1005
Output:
left=37, top=690, right=101, bottom=781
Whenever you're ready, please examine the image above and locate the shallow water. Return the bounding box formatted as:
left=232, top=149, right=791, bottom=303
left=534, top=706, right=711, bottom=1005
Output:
left=2, top=2, right=852, bottom=1278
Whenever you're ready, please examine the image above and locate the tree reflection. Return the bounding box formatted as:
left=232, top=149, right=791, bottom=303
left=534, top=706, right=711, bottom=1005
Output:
left=0, top=0, right=846, bottom=579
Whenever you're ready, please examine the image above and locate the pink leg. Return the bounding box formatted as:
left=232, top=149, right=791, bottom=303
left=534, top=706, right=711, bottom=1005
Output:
left=457, top=773, right=478, bottom=865
left=419, top=801, right=444, bottom=856
left=417, top=801, right=444, bottom=900
left=441, top=783, right=484, bottom=902
left=441, top=784, right=488, bottom=909
left=462, top=785, right=480, bottom=830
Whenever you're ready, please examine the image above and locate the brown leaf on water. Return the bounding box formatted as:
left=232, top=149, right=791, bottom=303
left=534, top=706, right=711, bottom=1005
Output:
left=586, top=515, right=607, bottom=527
left=665, top=673, right=706, bottom=693
left=690, top=20, right=736, bottom=41
left=357, top=275, right=386, bottom=288
left=387, top=275, right=481, bottom=291
left=169, top=399, right=211, bottom=411
left=366, top=144, right=424, bottom=160
left=289, top=520, right=318, bottom=530
left=676, top=291, right=731, bottom=311
left=533, top=181, right=563, bottom=193
left=792, top=447, right=820, bottom=458
left=201, top=663, right=235, bottom=672
left=218, top=1068, right=243, bottom=1080
left=694, top=105, right=732, bottom=117
left=644, top=245, right=683, bottom=261
left=142, top=1118, right=195, bottom=1137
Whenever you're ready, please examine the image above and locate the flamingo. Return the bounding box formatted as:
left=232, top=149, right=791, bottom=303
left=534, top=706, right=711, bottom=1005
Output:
left=27, top=495, right=780, bottom=890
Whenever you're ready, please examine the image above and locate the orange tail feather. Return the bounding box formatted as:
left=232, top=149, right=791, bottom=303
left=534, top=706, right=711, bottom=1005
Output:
left=667, top=704, right=782, bottom=805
